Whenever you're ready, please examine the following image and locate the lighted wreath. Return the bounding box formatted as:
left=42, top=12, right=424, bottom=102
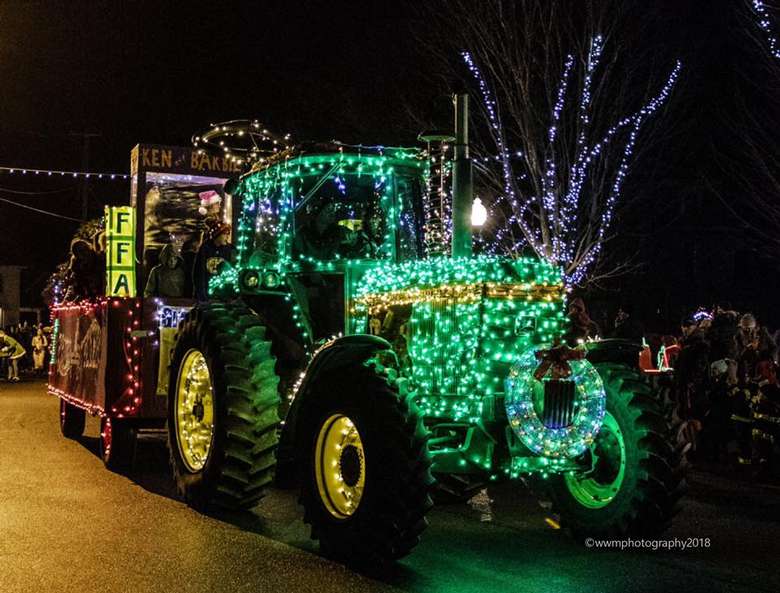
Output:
left=505, top=344, right=606, bottom=458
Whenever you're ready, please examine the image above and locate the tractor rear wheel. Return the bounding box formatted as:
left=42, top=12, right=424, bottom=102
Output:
left=167, top=303, right=280, bottom=511
left=59, top=398, right=85, bottom=439
left=298, top=359, right=434, bottom=569
left=549, top=363, right=685, bottom=538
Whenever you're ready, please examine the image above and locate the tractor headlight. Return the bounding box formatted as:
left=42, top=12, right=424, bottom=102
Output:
left=263, top=271, right=281, bottom=288
left=243, top=270, right=260, bottom=288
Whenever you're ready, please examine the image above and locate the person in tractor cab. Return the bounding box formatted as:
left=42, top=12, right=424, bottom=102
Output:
left=193, top=220, right=234, bottom=301
left=0, top=329, right=27, bottom=382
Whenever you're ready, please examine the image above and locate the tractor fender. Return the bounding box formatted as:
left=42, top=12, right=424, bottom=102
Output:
left=584, top=338, right=643, bottom=368
left=275, top=334, right=394, bottom=488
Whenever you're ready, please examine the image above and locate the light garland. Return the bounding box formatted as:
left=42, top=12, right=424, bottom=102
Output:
left=462, top=41, right=682, bottom=286
left=351, top=256, right=566, bottom=422
left=0, top=166, right=129, bottom=180
left=751, top=0, right=780, bottom=59
left=192, top=119, right=293, bottom=167
left=48, top=298, right=143, bottom=419
left=505, top=345, right=606, bottom=458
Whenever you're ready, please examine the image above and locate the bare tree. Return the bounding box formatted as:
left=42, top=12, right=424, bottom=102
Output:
left=415, top=1, right=682, bottom=286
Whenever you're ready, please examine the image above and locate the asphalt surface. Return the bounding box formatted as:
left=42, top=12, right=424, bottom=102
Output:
left=2, top=380, right=779, bottom=593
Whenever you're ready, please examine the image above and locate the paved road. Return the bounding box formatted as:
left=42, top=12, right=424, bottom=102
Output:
left=2, top=380, right=779, bottom=593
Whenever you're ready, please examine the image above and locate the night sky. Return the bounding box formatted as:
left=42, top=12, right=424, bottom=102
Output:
left=0, top=1, right=778, bottom=330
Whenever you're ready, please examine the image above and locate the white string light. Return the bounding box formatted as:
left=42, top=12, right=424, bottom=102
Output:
left=751, top=0, right=780, bottom=59
left=0, top=166, right=129, bottom=180
left=462, top=41, right=682, bottom=286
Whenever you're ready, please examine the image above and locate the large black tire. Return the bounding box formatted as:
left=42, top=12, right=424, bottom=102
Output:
left=59, top=398, right=85, bottom=439
left=167, top=302, right=280, bottom=510
left=298, top=358, right=434, bottom=569
left=549, top=363, right=685, bottom=538
left=100, top=416, right=137, bottom=471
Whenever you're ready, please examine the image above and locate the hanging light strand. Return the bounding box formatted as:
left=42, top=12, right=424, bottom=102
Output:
left=751, top=0, right=780, bottom=59
left=0, top=165, right=129, bottom=180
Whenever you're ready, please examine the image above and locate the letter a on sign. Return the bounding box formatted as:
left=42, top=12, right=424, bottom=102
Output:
left=105, top=206, right=136, bottom=297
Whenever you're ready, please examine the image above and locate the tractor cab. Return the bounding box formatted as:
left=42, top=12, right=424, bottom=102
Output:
left=219, top=144, right=427, bottom=343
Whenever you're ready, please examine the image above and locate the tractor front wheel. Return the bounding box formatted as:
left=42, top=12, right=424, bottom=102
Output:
left=298, top=359, right=434, bottom=569
left=549, top=363, right=685, bottom=538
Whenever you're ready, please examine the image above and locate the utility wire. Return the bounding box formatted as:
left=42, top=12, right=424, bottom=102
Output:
left=0, top=195, right=83, bottom=222
left=0, top=186, right=75, bottom=195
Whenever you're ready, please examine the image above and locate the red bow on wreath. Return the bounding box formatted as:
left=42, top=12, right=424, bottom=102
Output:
left=533, top=343, right=586, bottom=381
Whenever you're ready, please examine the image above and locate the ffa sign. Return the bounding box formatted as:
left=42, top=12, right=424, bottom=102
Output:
left=105, top=206, right=136, bottom=297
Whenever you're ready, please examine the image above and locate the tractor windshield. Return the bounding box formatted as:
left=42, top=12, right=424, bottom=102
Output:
left=243, top=156, right=426, bottom=267
left=293, top=173, right=388, bottom=261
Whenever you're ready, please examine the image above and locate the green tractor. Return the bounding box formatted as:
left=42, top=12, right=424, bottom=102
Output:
left=168, top=97, right=684, bottom=567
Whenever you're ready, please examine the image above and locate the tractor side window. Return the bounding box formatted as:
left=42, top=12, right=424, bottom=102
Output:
left=292, top=174, right=388, bottom=261
left=396, top=174, right=424, bottom=261
left=252, top=186, right=284, bottom=263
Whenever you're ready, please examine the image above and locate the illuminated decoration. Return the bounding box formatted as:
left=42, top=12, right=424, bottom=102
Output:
left=174, top=349, right=215, bottom=471
left=314, top=413, right=366, bottom=518
left=505, top=344, right=606, bottom=458
left=112, top=298, right=143, bottom=419
left=417, top=135, right=453, bottom=256
left=0, top=165, right=129, bottom=179
left=471, top=197, right=488, bottom=227
left=192, top=119, right=293, bottom=168
left=462, top=40, right=682, bottom=285
left=351, top=256, right=566, bottom=421
left=157, top=304, right=190, bottom=329
left=47, top=297, right=143, bottom=418
left=156, top=303, right=192, bottom=394
left=105, top=206, right=137, bottom=297
left=751, top=0, right=780, bottom=59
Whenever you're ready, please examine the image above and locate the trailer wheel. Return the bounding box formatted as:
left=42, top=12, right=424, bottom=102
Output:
left=549, top=363, right=685, bottom=538
left=100, top=416, right=136, bottom=471
left=298, top=359, right=434, bottom=569
left=167, top=303, right=280, bottom=511
left=59, top=398, right=85, bottom=439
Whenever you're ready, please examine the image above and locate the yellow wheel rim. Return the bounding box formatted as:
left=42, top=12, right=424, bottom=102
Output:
left=314, top=414, right=366, bottom=519
left=175, top=349, right=215, bottom=472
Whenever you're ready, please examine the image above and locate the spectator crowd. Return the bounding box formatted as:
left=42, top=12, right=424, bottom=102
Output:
left=567, top=297, right=780, bottom=480
left=0, top=321, right=51, bottom=382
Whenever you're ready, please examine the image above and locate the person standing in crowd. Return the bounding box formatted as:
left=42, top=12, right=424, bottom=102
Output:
left=674, top=314, right=711, bottom=454
left=750, top=361, right=780, bottom=478
left=563, top=297, right=600, bottom=345
left=707, top=307, right=739, bottom=365
left=31, top=327, right=49, bottom=377
left=736, top=313, right=777, bottom=383
left=611, top=305, right=645, bottom=341
left=0, top=328, right=27, bottom=382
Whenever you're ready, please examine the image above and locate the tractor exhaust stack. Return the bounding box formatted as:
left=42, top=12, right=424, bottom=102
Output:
left=451, top=93, right=474, bottom=258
